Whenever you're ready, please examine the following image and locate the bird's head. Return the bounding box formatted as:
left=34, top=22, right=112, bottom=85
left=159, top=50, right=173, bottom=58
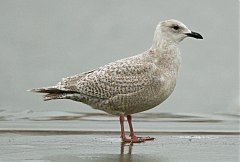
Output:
left=154, top=19, right=203, bottom=44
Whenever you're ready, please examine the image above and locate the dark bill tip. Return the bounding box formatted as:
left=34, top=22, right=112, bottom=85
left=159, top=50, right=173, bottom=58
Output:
left=185, top=31, right=203, bottom=39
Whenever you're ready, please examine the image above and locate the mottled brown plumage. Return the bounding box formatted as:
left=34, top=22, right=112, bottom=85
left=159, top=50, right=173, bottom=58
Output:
left=29, top=19, right=203, bottom=143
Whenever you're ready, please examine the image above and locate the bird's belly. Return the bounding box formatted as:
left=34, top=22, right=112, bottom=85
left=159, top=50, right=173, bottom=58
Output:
left=127, top=79, right=176, bottom=114
left=94, top=78, right=176, bottom=115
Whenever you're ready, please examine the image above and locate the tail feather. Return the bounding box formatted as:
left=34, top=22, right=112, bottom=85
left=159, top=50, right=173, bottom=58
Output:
left=28, top=86, right=62, bottom=93
left=43, top=93, right=65, bottom=101
left=28, top=86, right=78, bottom=101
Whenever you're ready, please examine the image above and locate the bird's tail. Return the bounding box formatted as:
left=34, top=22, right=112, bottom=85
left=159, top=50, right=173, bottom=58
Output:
left=28, top=86, right=71, bottom=101
left=28, top=86, right=60, bottom=93
left=43, top=93, right=67, bottom=101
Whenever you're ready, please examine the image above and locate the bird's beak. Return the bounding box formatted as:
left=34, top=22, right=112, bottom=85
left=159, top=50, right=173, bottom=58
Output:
left=185, top=31, right=203, bottom=39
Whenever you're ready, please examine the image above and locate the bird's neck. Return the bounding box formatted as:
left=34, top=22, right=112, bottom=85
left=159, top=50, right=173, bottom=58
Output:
left=149, top=37, right=182, bottom=74
left=152, top=30, right=178, bottom=48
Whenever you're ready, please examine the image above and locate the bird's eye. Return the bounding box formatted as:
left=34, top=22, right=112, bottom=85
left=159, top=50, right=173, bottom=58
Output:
left=172, top=25, right=179, bottom=30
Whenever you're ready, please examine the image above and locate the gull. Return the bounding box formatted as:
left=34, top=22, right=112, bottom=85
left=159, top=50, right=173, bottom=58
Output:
left=29, top=19, right=203, bottom=143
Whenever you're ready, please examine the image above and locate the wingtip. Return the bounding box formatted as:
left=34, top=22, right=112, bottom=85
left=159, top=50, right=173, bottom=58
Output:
left=27, top=89, right=33, bottom=92
left=27, top=88, right=40, bottom=92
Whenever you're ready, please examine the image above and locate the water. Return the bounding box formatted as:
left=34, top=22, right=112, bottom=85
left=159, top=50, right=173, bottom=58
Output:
left=0, top=110, right=239, bottom=133
left=0, top=110, right=239, bottom=161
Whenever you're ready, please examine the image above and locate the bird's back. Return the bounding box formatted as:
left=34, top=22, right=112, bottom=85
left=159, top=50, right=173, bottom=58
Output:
left=58, top=53, right=154, bottom=96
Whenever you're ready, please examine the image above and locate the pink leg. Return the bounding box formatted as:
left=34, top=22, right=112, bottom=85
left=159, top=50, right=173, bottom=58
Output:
left=127, top=114, right=136, bottom=138
left=127, top=114, right=155, bottom=142
left=119, top=113, right=132, bottom=143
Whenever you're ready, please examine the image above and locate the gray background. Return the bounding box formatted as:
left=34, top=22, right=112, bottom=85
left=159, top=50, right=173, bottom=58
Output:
left=0, top=0, right=238, bottom=114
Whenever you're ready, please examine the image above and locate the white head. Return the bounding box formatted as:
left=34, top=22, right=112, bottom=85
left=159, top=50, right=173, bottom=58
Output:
left=153, top=19, right=203, bottom=44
